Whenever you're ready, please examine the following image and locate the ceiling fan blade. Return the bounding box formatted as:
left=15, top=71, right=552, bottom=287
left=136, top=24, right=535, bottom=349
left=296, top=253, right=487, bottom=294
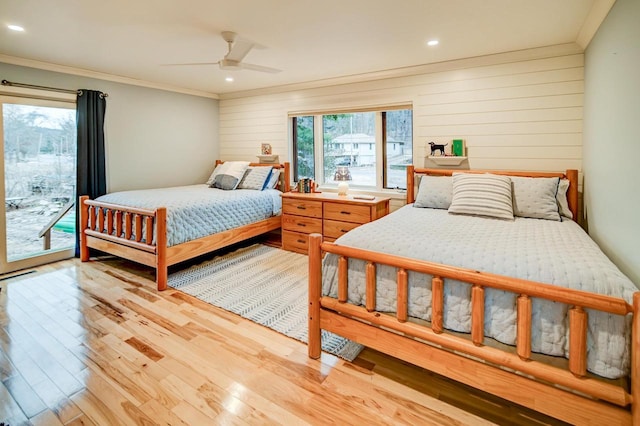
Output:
left=239, top=62, right=282, bottom=74
left=226, top=40, right=254, bottom=62
left=161, top=61, right=220, bottom=66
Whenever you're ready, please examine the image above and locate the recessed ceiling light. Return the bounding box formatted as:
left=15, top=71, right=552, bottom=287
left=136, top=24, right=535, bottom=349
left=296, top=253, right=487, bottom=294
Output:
left=225, top=77, right=234, bottom=82
left=427, top=40, right=439, bottom=47
left=8, top=24, right=25, bottom=32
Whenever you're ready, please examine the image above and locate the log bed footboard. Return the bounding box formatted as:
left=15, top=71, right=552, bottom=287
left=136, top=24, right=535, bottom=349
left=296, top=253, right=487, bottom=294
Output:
left=308, top=234, right=640, bottom=425
left=79, top=196, right=283, bottom=291
left=79, top=195, right=169, bottom=289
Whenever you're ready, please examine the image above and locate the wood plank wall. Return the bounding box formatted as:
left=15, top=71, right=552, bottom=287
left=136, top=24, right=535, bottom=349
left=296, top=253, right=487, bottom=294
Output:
left=219, top=44, right=584, bottom=199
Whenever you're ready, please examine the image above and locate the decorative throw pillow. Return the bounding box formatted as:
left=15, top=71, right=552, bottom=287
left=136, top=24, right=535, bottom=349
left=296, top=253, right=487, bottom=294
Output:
left=511, top=176, right=561, bottom=221
left=448, top=173, right=514, bottom=220
left=414, top=175, right=452, bottom=209
left=557, top=179, right=573, bottom=219
left=265, top=169, right=281, bottom=189
left=238, top=166, right=273, bottom=190
left=205, top=166, right=218, bottom=186
left=208, top=161, right=250, bottom=190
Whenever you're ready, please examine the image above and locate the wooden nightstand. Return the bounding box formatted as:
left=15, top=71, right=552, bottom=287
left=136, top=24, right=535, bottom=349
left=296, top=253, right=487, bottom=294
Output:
left=281, top=192, right=390, bottom=254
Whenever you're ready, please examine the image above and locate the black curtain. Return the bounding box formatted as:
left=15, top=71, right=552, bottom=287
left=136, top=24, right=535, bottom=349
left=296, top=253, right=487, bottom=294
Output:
left=75, top=89, right=107, bottom=256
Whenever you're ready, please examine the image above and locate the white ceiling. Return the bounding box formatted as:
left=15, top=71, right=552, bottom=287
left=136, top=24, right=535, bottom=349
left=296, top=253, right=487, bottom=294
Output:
left=0, top=0, right=609, bottom=97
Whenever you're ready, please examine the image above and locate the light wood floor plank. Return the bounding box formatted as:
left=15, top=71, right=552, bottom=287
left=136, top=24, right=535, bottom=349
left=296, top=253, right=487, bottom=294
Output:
left=29, top=408, right=65, bottom=426
left=0, top=251, right=571, bottom=425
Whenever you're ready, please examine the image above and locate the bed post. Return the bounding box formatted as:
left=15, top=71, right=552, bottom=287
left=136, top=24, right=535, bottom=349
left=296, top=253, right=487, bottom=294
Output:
left=632, top=292, right=640, bottom=424
left=156, top=207, right=168, bottom=291
left=565, top=169, right=579, bottom=221
left=308, top=233, right=323, bottom=359
left=283, top=162, right=291, bottom=192
left=407, top=165, right=415, bottom=204
left=79, top=196, right=90, bottom=261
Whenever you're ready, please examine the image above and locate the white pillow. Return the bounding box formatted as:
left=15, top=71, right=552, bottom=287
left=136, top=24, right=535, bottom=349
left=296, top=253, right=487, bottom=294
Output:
left=557, top=179, right=573, bottom=219
left=448, top=173, right=514, bottom=220
left=238, top=166, right=273, bottom=190
left=414, top=175, right=452, bottom=209
left=208, top=161, right=250, bottom=190
left=511, top=176, right=561, bottom=221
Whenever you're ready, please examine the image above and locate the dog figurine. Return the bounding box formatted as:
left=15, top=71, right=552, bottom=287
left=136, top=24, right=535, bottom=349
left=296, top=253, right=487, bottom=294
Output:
left=428, top=141, right=448, bottom=156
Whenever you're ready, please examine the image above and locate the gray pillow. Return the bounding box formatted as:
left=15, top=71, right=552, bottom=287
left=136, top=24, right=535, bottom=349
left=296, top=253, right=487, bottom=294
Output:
left=414, top=175, right=452, bottom=209
left=238, top=166, right=273, bottom=190
left=209, top=161, right=250, bottom=190
left=511, top=176, right=561, bottom=221
left=448, top=173, right=514, bottom=220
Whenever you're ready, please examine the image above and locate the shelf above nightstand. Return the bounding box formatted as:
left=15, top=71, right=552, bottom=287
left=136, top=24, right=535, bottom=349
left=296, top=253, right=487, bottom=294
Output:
left=427, top=156, right=467, bottom=166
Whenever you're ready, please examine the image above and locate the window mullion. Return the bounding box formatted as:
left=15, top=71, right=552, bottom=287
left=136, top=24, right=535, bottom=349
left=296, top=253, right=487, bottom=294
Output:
left=313, top=114, right=324, bottom=184
left=375, top=112, right=384, bottom=191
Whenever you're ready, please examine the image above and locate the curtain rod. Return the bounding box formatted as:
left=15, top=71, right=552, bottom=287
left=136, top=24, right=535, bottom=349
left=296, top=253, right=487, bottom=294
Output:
left=1, top=79, right=108, bottom=97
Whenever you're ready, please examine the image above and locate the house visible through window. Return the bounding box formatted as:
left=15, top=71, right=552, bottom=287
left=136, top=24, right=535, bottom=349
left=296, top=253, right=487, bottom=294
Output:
left=291, top=106, right=412, bottom=190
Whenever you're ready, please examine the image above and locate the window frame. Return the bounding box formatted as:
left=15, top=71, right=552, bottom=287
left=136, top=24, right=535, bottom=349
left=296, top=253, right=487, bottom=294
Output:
left=290, top=104, right=412, bottom=192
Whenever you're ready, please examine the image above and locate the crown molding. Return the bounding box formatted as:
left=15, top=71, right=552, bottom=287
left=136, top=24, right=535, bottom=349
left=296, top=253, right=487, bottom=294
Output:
left=219, top=43, right=584, bottom=100
left=576, top=0, right=616, bottom=49
left=0, top=54, right=219, bottom=99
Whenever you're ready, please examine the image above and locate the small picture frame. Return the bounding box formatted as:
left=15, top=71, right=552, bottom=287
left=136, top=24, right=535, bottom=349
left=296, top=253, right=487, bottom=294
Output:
left=452, top=139, right=465, bottom=156
left=261, top=143, right=272, bottom=155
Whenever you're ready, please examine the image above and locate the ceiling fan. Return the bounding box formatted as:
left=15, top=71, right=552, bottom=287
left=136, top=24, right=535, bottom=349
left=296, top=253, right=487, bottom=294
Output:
left=168, top=31, right=281, bottom=74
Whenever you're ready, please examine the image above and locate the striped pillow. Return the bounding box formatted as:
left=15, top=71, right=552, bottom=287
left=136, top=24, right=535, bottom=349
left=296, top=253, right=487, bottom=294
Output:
left=238, top=166, right=273, bottom=190
left=448, top=173, right=514, bottom=220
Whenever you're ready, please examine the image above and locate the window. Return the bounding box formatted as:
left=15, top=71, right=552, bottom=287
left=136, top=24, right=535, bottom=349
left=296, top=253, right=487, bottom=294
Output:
left=384, top=109, right=413, bottom=189
left=292, top=116, right=314, bottom=182
left=290, top=107, right=412, bottom=190
left=0, top=95, right=77, bottom=274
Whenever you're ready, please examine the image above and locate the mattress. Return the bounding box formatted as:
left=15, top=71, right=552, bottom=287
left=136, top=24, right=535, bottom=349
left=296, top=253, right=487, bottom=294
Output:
left=322, top=205, right=637, bottom=379
left=96, top=185, right=282, bottom=246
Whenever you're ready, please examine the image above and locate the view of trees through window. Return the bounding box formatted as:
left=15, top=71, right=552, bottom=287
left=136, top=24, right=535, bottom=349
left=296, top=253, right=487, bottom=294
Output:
left=292, top=108, right=412, bottom=189
left=293, top=116, right=314, bottom=182
left=3, top=103, right=76, bottom=261
left=384, top=110, right=413, bottom=188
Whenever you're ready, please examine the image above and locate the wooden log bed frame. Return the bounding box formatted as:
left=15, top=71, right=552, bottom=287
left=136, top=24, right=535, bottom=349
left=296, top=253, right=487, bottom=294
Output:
left=80, top=161, right=290, bottom=291
left=308, top=166, right=639, bottom=425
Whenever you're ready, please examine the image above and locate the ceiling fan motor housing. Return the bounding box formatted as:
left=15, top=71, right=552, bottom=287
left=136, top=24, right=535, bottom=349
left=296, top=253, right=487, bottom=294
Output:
left=219, top=59, right=242, bottom=70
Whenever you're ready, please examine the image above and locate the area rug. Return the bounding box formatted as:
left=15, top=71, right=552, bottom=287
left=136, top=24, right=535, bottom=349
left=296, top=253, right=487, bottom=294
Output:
left=168, top=244, right=364, bottom=361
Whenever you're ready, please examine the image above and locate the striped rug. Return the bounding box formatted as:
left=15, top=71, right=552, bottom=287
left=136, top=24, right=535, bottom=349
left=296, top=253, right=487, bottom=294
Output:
left=168, top=243, right=364, bottom=361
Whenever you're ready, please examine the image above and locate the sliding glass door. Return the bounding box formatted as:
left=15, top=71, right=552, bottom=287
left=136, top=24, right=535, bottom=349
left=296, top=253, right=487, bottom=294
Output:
left=0, top=96, right=76, bottom=274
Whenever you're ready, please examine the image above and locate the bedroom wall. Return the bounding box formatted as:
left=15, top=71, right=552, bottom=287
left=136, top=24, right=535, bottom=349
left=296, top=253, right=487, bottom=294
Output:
left=0, top=62, right=219, bottom=192
left=583, top=0, right=640, bottom=287
left=218, top=44, right=584, bottom=210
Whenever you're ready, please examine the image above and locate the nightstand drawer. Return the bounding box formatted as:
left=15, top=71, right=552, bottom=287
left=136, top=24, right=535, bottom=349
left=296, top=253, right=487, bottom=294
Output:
left=324, top=203, right=371, bottom=224
left=283, top=199, right=323, bottom=218
left=323, top=219, right=361, bottom=239
left=282, top=215, right=322, bottom=234
left=282, top=230, right=310, bottom=254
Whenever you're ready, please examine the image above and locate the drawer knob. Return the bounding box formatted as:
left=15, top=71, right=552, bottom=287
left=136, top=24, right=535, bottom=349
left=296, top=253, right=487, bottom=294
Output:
left=297, top=239, right=305, bottom=244
left=341, top=229, right=349, bottom=233
left=298, top=223, right=306, bottom=227
left=296, top=206, right=306, bottom=210
left=340, top=211, right=351, bottom=215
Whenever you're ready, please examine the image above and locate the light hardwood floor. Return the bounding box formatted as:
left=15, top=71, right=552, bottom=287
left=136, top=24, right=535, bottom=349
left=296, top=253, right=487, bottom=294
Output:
left=0, top=242, right=568, bottom=425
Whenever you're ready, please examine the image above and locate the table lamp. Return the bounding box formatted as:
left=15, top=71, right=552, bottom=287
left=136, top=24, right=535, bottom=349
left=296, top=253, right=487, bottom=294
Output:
left=334, top=166, right=352, bottom=196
